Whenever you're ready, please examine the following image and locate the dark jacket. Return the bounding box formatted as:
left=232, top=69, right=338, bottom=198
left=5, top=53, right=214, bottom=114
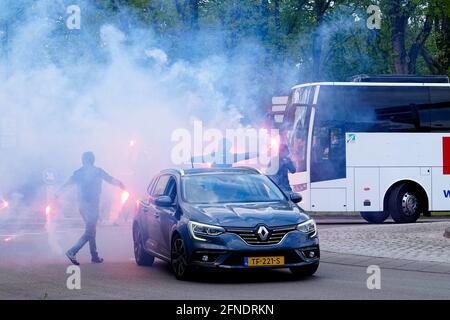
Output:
left=68, top=166, right=118, bottom=203
left=269, top=157, right=296, bottom=192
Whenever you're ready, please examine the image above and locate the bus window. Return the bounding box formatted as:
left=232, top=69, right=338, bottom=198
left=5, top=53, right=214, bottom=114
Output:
left=430, top=87, right=450, bottom=131
left=290, top=105, right=310, bottom=173
left=292, top=87, right=311, bottom=105
left=311, top=125, right=346, bottom=183
left=311, top=86, right=346, bottom=183
left=346, top=86, right=430, bottom=132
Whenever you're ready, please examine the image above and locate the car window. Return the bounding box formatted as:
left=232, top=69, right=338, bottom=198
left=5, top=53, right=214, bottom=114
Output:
left=147, top=177, right=156, bottom=195
left=152, top=175, right=170, bottom=197
left=164, top=177, right=177, bottom=203
left=181, top=173, right=286, bottom=204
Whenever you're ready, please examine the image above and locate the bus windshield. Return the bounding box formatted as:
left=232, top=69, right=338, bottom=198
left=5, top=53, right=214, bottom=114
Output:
left=288, top=88, right=311, bottom=173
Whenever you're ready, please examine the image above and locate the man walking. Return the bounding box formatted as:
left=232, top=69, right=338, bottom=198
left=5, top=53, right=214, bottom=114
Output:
left=57, top=151, right=125, bottom=265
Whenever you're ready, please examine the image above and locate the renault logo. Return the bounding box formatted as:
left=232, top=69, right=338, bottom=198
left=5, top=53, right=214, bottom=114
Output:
left=256, top=226, right=270, bottom=241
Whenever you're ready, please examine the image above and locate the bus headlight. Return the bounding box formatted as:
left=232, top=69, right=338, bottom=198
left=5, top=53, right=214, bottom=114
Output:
left=188, top=221, right=225, bottom=241
left=297, top=219, right=317, bottom=237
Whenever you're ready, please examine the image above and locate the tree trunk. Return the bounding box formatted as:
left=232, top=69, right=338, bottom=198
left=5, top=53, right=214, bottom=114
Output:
left=435, top=12, right=450, bottom=73
left=189, top=0, right=199, bottom=30
left=259, top=0, right=270, bottom=40
left=311, top=29, right=322, bottom=77
left=389, top=1, right=409, bottom=74
left=421, top=48, right=445, bottom=74
left=273, top=0, right=281, bottom=33
left=311, top=0, right=330, bottom=80
left=408, top=15, right=433, bottom=74
left=174, top=0, right=198, bottom=30
left=388, top=0, right=434, bottom=74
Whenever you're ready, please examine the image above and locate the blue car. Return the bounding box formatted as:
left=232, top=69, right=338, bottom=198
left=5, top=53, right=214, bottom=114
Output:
left=132, top=167, right=319, bottom=280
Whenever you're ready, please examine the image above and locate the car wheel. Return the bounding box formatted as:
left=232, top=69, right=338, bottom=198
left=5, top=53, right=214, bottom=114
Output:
left=290, top=262, right=319, bottom=277
left=171, top=235, right=192, bottom=280
left=360, top=211, right=390, bottom=224
left=133, top=225, right=154, bottom=266
left=388, top=184, right=422, bottom=224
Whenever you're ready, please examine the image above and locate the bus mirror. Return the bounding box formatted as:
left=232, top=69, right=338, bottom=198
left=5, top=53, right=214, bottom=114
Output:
left=290, top=192, right=302, bottom=203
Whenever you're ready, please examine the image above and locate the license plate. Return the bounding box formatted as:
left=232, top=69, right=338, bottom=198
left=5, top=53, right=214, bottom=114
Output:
left=244, top=256, right=285, bottom=267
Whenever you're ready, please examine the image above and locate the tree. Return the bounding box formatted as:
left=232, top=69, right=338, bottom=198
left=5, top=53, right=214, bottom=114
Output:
left=429, top=1, right=450, bottom=74
left=174, top=0, right=199, bottom=30
left=386, top=0, right=434, bottom=74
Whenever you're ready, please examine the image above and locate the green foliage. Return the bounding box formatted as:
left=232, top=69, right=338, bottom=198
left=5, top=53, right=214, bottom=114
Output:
left=38, top=1, right=450, bottom=86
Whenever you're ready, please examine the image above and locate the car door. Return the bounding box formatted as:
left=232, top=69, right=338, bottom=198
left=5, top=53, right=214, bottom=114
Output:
left=143, top=174, right=170, bottom=255
left=157, top=176, right=179, bottom=258
left=138, top=177, right=156, bottom=250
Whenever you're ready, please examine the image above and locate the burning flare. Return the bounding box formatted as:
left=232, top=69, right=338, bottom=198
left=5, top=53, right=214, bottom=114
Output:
left=121, top=191, right=130, bottom=204
left=3, top=236, right=13, bottom=243
left=1, top=200, right=8, bottom=209
left=270, top=137, right=280, bottom=152
left=45, top=205, right=51, bottom=217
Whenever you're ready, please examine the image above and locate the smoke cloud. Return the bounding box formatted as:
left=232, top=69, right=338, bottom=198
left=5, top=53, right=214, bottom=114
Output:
left=0, top=0, right=298, bottom=238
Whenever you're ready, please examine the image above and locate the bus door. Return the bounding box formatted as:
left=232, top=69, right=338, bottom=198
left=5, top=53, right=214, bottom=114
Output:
left=309, top=86, right=348, bottom=212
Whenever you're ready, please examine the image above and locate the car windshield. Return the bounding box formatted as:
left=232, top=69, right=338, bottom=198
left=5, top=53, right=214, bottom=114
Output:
left=181, top=173, right=286, bottom=204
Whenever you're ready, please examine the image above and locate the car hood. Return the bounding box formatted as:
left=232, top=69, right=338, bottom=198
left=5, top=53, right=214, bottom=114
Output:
left=182, top=201, right=310, bottom=228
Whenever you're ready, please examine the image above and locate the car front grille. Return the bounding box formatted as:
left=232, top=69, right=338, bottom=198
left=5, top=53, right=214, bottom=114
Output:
left=226, top=225, right=297, bottom=245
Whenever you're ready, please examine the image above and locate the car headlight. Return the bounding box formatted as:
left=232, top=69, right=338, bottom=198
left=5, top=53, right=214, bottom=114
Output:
left=188, top=221, right=225, bottom=241
left=297, top=219, right=317, bottom=237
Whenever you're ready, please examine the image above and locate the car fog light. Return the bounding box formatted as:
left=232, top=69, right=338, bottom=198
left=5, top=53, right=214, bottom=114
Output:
left=309, top=252, right=315, bottom=258
left=202, top=255, right=209, bottom=262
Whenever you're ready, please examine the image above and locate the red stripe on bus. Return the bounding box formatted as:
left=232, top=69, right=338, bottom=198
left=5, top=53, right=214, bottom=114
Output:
left=443, top=137, right=450, bottom=175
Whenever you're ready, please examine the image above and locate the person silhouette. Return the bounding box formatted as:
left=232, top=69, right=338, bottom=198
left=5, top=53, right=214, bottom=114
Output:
left=191, top=138, right=257, bottom=168
left=56, top=151, right=125, bottom=265
left=268, top=144, right=296, bottom=193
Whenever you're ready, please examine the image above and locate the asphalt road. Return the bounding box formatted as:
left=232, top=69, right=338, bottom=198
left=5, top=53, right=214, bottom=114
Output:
left=0, top=222, right=449, bottom=300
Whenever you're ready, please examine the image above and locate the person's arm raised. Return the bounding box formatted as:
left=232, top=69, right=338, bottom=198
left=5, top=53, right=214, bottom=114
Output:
left=101, top=169, right=126, bottom=190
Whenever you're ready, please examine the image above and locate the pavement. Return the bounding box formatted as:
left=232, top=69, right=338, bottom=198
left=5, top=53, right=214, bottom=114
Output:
left=319, top=221, right=450, bottom=264
left=0, top=216, right=449, bottom=300
left=1, top=252, right=449, bottom=300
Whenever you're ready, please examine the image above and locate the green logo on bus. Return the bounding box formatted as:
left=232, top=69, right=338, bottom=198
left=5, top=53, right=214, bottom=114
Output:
left=347, top=134, right=356, bottom=143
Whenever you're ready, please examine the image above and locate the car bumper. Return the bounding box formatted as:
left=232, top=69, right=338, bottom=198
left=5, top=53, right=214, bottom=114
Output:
left=184, top=230, right=320, bottom=269
left=189, top=247, right=320, bottom=269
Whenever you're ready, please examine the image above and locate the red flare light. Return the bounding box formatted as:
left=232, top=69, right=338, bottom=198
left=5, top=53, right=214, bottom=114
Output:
left=121, top=191, right=130, bottom=204
left=270, top=137, right=280, bottom=152
left=45, top=205, right=51, bottom=216
left=4, top=236, right=13, bottom=243
left=1, top=200, right=8, bottom=209
left=129, top=140, right=136, bottom=147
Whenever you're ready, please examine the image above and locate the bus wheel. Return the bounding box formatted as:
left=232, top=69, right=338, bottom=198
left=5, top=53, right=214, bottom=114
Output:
left=360, top=211, right=390, bottom=224
left=388, top=183, right=423, bottom=223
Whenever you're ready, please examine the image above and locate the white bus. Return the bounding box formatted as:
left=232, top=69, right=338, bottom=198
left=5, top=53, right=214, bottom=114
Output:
left=280, top=75, right=450, bottom=223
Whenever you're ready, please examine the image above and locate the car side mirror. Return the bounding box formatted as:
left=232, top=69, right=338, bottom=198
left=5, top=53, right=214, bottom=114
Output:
left=155, top=195, right=173, bottom=207
left=290, top=192, right=302, bottom=203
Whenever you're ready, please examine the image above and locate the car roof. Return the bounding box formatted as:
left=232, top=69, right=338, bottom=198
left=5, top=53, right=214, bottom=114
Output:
left=160, top=167, right=262, bottom=177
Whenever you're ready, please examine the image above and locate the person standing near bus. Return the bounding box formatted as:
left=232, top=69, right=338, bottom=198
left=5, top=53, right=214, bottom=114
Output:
left=56, top=151, right=126, bottom=265
left=269, top=144, right=296, bottom=193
